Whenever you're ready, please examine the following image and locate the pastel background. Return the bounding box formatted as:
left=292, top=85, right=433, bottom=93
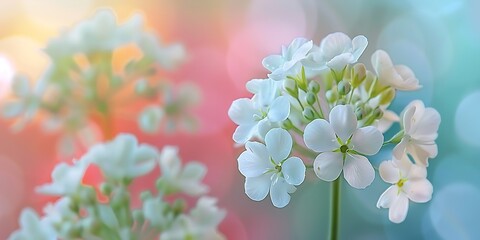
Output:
left=0, top=0, right=479, bottom=239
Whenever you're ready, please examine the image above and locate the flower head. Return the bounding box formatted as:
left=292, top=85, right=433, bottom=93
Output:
left=393, top=100, right=440, bottom=166
left=238, top=128, right=305, bottom=208
left=303, top=105, right=383, bottom=189
left=36, top=158, right=90, bottom=196
left=377, top=156, right=433, bottom=223
left=371, top=50, right=421, bottom=91
left=8, top=209, right=56, bottom=240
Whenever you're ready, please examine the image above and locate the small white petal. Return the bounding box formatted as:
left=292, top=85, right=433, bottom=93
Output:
left=407, top=163, right=427, bottom=180
left=392, top=138, right=408, bottom=161
left=268, top=96, right=290, bottom=122
left=313, top=152, right=343, bottom=181
left=265, top=128, right=292, bottom=163
left=228, top=98, right=257, bottom=125
left=245, top=174, right=272, bottom=201
left=406, top=143, right=436, bottom=166
left=343, top=154, right=375, bottom=189
left=326, top=53, right=353, bottom=71
left=303, top=119, right=339, bottom=152
left=402, top=103, right=417, bottom=134
left=379, top=160, right=400, bottom=184
left=411, top=108, right=441, bottom=141
left=351, top=35, right=368, bottom=61
left=262, top=55, right=283, bottom=72
left=377, top=185, right=399, bottom=208
left=351, top=126, right=384, bottom=155
left=404, top=179, right=433, bottom=203
left=233, top=124, right=257, bottom=144
left=238, top=144, right=271, bottom=178
left=270, top=174, right=292, bottom=208
left=329, top=105, right=357, bottom=142
left=389, top=193, right=409, bottom=223
left=281, top=157, right=305, bottom=186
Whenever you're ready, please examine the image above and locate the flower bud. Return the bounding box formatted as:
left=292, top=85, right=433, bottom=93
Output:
left=303, top=107, right=316, bottom=121
left=306, top=92, right=316, bottom=106
left=100, top=183, right=112, bottom=196
left=373, top=107, right=384, bottom=119
left=282, top=118, right=294, bottom=130
left=132, top=209, right=145, bottom=223
left=308, top=80, right=320, bottom=93
left=326, top=89, right=338, bottom=103
left=355, top=107, right=366, bottom=120
left=351, top=63, right=366, bottom=87
left=172, top=199, right=186, bottom=216
left=337, top=80, right=351, bottom=95
left=284, top=78, right=298, bottom=98
left=379, top=88, right=395, bottom=105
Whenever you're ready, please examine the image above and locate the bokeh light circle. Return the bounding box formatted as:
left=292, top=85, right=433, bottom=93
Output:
left=455, top=90, right=480, bottom=147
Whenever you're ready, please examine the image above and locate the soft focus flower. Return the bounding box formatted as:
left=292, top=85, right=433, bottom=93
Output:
left=143, top=197, right=173, bottom=228
left=158, top=146, right=208, bottom=196
left=85, top=134, right=157, bottom=180
left=42, top=197, right=77, bottom=226
left=262, top=38, right=313, bottom=81
left=371, top=50, right=421, bottom=91
left=377, top=157, right=433, bottom=223
left=137, top=33, right=186, bottom=70
left=160, top=197, right=226, bottom=240
left=36, top=158, right=90, bottom=196
left=138, top=105, right=164, bottom=133
left=8, top=209, right=56, bottom=240
left=303, top=105, right=383, bottom=189
left=228, top=78, right=290, bottom=143
left=308, top=32, right=368, bottom=72
left=393, top=100, right=440, bottom=166
left=238, top=128, right=305, bottom=208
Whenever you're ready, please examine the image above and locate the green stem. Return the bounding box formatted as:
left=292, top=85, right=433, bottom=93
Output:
left=329, top=178, right=341, bottom=240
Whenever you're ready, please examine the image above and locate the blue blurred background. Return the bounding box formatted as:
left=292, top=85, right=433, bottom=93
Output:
left=0, top=0, right=479, bottom=239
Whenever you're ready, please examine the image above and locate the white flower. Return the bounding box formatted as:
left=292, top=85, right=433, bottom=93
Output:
left=262, top=38, right=313, bottom=81
left=377, top=157, right=433, bottom=223
left=393, top=100, right=440, bottom=166
left=159, top=146, right=208, bottom=196
left=85, top=134, right=157, bottom=180
left=138, top=105, right=164, bottom=133
left=8, top=208, right=56, bottom=240
left=36, top=158, right=90, bottom=196
left=303, top=105, right=383, bottom=189
left=160, top=197, right=226, bottom=240
left=228, top=78, right=290, bottom=144
left=143, top=197, right=173, bottom=228
left=309, top=32, right=368, bottom=71
left=371, top=50, right=421, bottom=91
left=137, top=33, right=186, bottom=70
left=238, top=128, right=305, bottom=208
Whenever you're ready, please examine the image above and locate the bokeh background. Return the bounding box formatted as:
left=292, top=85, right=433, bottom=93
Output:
left=0, top=0, right=479, bottom=239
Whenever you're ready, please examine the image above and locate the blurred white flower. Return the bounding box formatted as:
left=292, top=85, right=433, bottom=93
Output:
left=138, top=105, right=164, bottom=133
left=262, top=38, right=313, bottom=81
left=310, top=32, right=368, bottom=72
left=303, top=105, right=383, bottom=189
left=137, top=33, right=186, bottom=70
left=238, top=128, right=305, bottom=208
left=143, top=197, right=173, bottom=228
left=393, top=100, right=440, bottom=166
left=36, top=158, right=90, bottom=196
left=228, top=78, right=290, bottom=144
left=377, top=157, right=433, bottom=223
left=371, top=50, right=421, bottom=91
left=8, top=208, right=56, bottom=240
left=42, top=197, right=77, bottom=226
left=160, top=197, right=226, bottom=240
left=85, top=134, right=157, bottom=180
left=159, top=146, right=208, bottom=196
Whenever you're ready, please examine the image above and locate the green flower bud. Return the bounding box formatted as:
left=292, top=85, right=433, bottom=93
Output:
left=100, top=183, right=112, bottom=196
left=308, top=80, right=320, bottom=93
left=303, top=107, right=316, bottom=121
left=172, top=199, right=186, bottom=215
left=326, top=89, right=338, bottom=103
left=132, top=209, right=145, bottom=223
left=355, top=107, right=366, bottom=120
left=337, top=80, right=351, bottom=96
left=306, top=92, right=316, bottom=106
left=80, top=187, right=97, bottom=205
left=373, top=107, right=384, bottom=119
left=284, top=78, right=298, bottom=98
left=379, top=88, right=395, bottom=105
left=351, top=63, right=366, bottom=87
left=282, top=118, right=294, bottom=130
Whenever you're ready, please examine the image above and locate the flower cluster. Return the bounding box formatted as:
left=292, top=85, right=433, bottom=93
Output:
left=1, top=9, right=198, bottom=155
left=9, top=134, right=225, bottom=240
left=229, top=32, right=440, bottom=223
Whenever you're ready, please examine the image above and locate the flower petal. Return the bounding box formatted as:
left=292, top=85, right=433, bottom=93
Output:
left=389, top=193, right=409, bottom=223
left=265, top=128, right=292, bottom=163
left=392, top=138, right=408, bottom=161
left=228, top=98, right=257, bottom=125
left=233, top=124, right=257, bottom=144
left=403, top=179, right=433, bottom=203
left=379, top=160, right=400, bottom=184
left=270, top=174, right=293, bottom=208
left=245, top=174, right=272, bottom=201
left=329, top=105, right=357, bottom=142
left=238, top=142, right=271, bottom=178
left=326, top=53, right=353, bottom=71
left=406, top=143, right=436, bottom=167
left=343, top=154, right=375, bottom=189
left=351, top=35, right=368, bottom=61
left=377, top=185, right=399, bottom=208
left=268, top=96, right=290, bottom=122
left=351, top=126, right=384, bottom=155
left=304, top=119, right=339, bottom=152
left=262, top=55, right=283, bottom=72
left=411, top=108, right=441, bottom=141
left=281, top=157, right=306, bottom=186
left=313, top=152, right=343, bottom=181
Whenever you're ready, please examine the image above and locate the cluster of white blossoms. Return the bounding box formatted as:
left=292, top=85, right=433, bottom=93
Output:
left=1, top=9, right=198, bottom=155
left=229, top=32, right=440, bottom=223
left=9, top=134, right=226, bottom=240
